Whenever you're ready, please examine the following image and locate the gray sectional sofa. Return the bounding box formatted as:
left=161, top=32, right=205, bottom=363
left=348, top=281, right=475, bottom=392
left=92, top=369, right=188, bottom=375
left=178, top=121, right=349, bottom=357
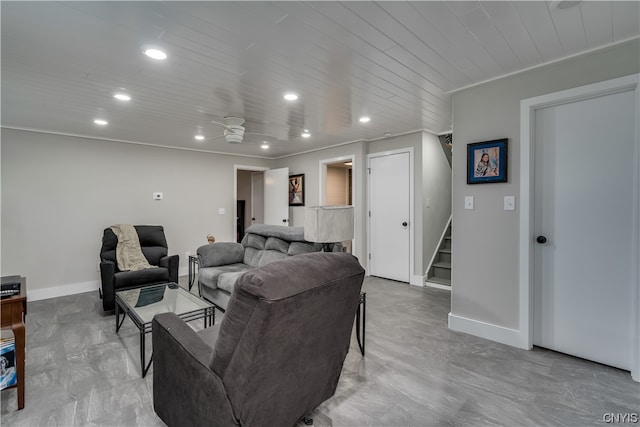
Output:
left=196, top=224, right=340, bottom=311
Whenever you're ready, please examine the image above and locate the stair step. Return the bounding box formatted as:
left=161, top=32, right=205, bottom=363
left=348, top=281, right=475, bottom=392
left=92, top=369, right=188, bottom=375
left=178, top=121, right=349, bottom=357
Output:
left=433, top=261, right=451, bottom=269
left=426, top=277, right=451, bottom=286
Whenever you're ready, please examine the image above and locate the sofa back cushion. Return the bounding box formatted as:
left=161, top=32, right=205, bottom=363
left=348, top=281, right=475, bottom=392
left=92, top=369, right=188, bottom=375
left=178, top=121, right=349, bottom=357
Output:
left=241, top=225, right=324, bottom=268
left=210, top=252, right=365, bottom=427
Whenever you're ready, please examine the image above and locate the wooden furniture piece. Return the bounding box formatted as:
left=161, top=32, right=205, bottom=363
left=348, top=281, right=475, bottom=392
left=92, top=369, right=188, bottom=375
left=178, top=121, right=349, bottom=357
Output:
left=1, top=276, right=26, bottom=410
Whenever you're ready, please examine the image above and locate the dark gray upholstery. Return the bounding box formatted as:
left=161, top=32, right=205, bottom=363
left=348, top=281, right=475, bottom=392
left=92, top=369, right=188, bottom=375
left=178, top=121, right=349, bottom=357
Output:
left=197, top=224, right=343, bottom=311
left=99, top=225, right=179, bottom=311
left=152, top=252, right=365, bottom=427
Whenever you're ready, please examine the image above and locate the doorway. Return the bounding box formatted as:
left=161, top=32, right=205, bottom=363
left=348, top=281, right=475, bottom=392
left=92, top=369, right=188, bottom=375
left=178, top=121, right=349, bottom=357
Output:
left=367, top=148, right=413, bottom=283
left=320, top=155, right=355, bottom=254
left=520, top=74, right=639, bottom=379
left=234, top=165, right=290, bottom=240
left=234, top=165, right=268, bottom=241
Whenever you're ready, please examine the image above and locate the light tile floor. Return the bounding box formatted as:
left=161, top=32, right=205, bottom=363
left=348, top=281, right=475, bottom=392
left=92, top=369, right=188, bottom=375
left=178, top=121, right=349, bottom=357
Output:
left=1, top=276, right=638, bottom=426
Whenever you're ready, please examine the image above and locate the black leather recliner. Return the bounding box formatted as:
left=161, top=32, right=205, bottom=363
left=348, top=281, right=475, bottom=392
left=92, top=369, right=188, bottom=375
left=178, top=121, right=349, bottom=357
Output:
left=99, top=225, right=179, bottom=312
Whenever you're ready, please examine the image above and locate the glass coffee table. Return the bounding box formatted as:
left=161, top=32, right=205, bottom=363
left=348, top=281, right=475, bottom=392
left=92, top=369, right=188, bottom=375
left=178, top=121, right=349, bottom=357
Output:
left=115, top=282, right=214, bottom=377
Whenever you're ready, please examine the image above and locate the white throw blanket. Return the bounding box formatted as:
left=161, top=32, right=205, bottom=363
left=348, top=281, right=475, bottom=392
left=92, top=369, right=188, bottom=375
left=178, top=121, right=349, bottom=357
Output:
left=110, top=224, right=153, bottom=271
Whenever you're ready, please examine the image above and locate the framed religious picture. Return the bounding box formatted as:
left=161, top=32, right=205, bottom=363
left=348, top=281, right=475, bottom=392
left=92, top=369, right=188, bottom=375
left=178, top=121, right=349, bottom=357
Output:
left=288, top=173, right=305, bottom=206
left=467, top=138, right=508, bottom=184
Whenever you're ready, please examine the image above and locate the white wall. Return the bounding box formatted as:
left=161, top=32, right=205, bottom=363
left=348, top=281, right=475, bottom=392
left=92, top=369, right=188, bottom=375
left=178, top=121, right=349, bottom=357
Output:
left=2, top=127, right=454, bottom=300
left=275, top=131, right=452, bottom=281
left=450, top=40, right=639, bottom=336
left=273, top=142, right=367, bottom=264
left=1, top=129, right=271, bottom=300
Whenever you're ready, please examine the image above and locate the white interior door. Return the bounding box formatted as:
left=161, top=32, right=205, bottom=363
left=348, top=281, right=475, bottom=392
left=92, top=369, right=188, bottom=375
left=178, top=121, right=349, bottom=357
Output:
left=263, top=167, right=289, bottom=226
left=533, top=89, right=636, bottom=370
left=251, top=172, right=264, bottom=224
left=369, top=152, right=411, bottom=282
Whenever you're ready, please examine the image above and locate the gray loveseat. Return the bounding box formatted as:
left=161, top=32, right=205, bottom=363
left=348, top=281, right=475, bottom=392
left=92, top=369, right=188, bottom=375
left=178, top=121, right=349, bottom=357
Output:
left=152, top=252, right=365, bottom=427
left=197, top=224, right=341, bottom=311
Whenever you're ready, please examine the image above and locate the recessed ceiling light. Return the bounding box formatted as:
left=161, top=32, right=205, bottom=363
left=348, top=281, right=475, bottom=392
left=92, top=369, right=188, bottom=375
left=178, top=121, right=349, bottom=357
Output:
left=261, top=142, right=269, bottom=149
left=194, top=135, right=205, bottom=141
left=359, top=116, right=371, bottom=123
left=301, top=131, right=311, bottom=138
left=113, top=93, right=131, bottom=101
left=143, top=48, right=167, bottom=60
left=283, top=92, right=298, bottom=101
left=93, top=119, right=108, bottom=126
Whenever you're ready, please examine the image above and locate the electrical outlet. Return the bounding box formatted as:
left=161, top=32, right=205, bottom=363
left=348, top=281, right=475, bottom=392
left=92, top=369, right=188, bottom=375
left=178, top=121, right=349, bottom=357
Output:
left=185, top=251, right=190, bottom=260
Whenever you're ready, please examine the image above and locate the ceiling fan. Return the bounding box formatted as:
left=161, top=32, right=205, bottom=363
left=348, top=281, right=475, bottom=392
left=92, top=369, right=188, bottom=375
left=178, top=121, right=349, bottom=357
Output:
left=206, top=116, right=282, bottom=145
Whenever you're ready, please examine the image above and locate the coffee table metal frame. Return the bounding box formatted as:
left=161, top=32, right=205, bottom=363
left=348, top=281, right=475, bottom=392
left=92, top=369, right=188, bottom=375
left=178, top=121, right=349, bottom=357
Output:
left=115, top=282, right=214, bottom=377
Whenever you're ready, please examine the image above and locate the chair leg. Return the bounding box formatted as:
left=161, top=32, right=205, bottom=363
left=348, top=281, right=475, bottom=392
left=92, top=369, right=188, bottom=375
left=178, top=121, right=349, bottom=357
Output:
left=302, top=416, right=313, bottom=425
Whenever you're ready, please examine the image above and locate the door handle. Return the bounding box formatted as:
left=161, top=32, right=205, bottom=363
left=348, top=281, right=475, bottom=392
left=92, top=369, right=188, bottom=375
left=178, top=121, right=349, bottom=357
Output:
left=402, top=222, right=408, bottom=227
left=536, top=235, right=547, bottom=244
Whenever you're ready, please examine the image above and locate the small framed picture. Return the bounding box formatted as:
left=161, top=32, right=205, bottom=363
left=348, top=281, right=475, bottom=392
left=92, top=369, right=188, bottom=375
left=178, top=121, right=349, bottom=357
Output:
left=289, top=173, right=305, bottom=206
left=467, top=138, right=508, bottom=184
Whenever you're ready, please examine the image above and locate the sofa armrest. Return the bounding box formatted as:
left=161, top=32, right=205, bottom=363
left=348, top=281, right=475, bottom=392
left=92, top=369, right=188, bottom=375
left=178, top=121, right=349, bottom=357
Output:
left=100, top=260, right=116, bottom=311
left=152, top=313, right=237, bottom=427
left=197, top=242, right=244, bottom=268
left=160, top=254, right=179, bottom=283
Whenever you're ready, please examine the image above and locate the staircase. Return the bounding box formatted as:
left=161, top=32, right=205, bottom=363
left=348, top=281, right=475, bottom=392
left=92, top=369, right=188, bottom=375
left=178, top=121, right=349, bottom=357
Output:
left=426, top=223, right=451, bottom=288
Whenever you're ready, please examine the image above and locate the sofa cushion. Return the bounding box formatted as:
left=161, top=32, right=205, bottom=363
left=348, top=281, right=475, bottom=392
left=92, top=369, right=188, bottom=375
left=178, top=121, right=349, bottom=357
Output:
left=255, top=250, right=287, bottom=267
left=217, top=271, right=247, bottom=294
left=242, top=233, right=266, bottom=250
left=199, top=263, right=249, bottom=290
left=265, top=237, right=289, bottom=253
left=113, top=267, right=169, bottom=289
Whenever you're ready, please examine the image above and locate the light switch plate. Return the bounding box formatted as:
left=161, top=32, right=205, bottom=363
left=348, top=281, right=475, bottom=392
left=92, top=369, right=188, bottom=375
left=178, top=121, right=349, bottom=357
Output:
left=464, top=196, right=474, bottom=210
left=218, top=208, right=225, bottom=215
left=504, top=196, right=515, bottom=211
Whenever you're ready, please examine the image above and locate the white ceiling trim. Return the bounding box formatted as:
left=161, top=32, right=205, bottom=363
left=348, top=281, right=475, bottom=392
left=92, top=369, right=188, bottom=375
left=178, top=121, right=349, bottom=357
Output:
left=2, top=125, right=433, bottom=161
left=0, top=126, right=271, bottom=160
left=445, top=36, right=640, bottom=95
left=273, top=128, right=428, bottom=160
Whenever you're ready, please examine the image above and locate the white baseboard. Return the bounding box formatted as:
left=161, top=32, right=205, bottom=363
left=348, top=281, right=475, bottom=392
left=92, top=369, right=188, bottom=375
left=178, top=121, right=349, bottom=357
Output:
left=448, top=313, right=523, bottom=349
left=425, top=281, right=452, bottom=291
left=28, top=280, right=99, bottom=302
left=178, top=266, right=189, bottom=278
left=410, top=275, right=425, bottom=287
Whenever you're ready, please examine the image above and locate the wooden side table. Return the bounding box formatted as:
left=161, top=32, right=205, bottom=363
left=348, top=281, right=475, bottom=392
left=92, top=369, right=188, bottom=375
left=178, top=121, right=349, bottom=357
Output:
left=1, top=277, right=26, bottom=410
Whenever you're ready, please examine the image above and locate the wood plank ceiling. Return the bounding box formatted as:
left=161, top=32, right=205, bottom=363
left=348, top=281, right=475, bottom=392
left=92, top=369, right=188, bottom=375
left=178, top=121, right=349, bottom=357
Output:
left=2, top=1, right=638, bottom=158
